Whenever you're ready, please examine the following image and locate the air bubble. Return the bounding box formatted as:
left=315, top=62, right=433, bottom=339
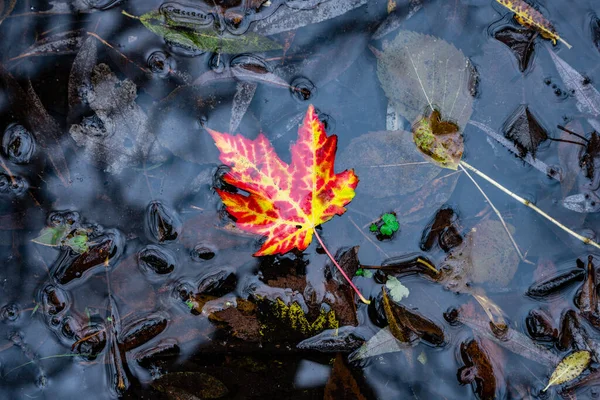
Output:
left=290, top=77, right=316, bottom=101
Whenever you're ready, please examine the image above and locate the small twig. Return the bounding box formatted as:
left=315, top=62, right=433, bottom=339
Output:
left=557, top=124, right=589, bottom=143
left=348, top=216, right=390, bottom=258
left=86, top=32, right=149, bottom=74
left=458, top=162, right=529, bottom=264
left=460, top=160, right=600, bottom=251
left=313, top=228, right=370, bottom=304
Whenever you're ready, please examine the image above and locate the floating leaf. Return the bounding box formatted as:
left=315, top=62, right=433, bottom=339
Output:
left=349, top=326, right=410, bottom=361
left=413, top=109, right=463, bottom=169
left=137, top=10, right=281, bottom=54
left=494, top=27, right=536, bottom=72
left=495, top=0, right=571, bottom=48
left=230, top=82, right=257, bottom=133
left=32, top=226, right=89, bottom=254
left=375, top=30, right=475, bottom=132
left=251, top=0, right=367, bottom=36
left=208, top=105, right=358, bottom=256
left=502, top=105, right=548, bottom=158
left=543, top=350, right=591, bottom=391
left=385, top=276, right=409, bottom=302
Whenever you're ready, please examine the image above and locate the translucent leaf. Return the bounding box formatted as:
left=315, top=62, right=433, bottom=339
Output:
left=543, top=350, right=591, bottom=391
left=32, top=226, right=68, bottom=247
left=376, top=30, right=475, bottom=131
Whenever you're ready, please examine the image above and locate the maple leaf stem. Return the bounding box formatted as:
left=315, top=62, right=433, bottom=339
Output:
left=312, top=228, right=371, bottom=305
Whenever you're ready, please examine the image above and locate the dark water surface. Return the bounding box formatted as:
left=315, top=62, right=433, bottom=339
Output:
left=1, top=0, right=600, bottom=398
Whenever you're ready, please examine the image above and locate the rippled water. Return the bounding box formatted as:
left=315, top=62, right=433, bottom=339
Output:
left=1, top=0, right=600, bottom=399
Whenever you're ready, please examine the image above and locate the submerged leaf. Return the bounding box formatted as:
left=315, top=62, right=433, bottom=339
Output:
left=324, top=354, right=367, bottom=400
left=208, top=105, right=358, bottom=256
left=139, top=10, right=280, bottom=54
left=349, top=326, right=410, bottom=361
left=251, top=0, right=367, bottom=36
left=458, top=339, right=499, bottom=400
left=543, top=350, right=591, bottom=391
left=376, top=30, right=474, bottom=131
left=495, top=0, right=571, bottom=48
left=413, top=109, right=463, bottom=169
left=494, top=27, right=537, bottom=72
left=502, top=105, right=548, bottom=158
left=68, top=62, right=165, bottom=174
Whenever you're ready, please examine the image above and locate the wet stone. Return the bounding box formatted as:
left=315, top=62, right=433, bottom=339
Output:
left=290, top=77, right=316, bottom=101
left=148, top=51, right=173, bottom=78
left=119, top=313, right=169, bottom=352
left=40, top=285, right=70, bottom=316
left=145, top=201, right=182, bottom=243
left=138, top=245, right=176, bottom=275
left=1, top=303, right=20, bottom=322
left=53, top=230, right=124, bottom=285
left=191, top=244, right=215, bottom=261
left=2, top=123, right=35, bottom=164
left=0, top=174, right=28, bottom=196
left=197, top=269, right=237, bottom=296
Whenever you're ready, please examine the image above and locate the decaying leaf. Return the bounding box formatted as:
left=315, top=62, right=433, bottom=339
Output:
left=259, top=298, right=339, bottom=339
left=413, top=109, right=464, bottom=169
left=375, top=30, right=474, bottom=132
left=495, top=0, right=571, bottom=48
left=0, top=64, right=71, bottom=186
left=251, top=0, right=367, bottom=36
left=494, top=27, right=537, bottom=72
left=458, top=339, right=499, bottom=400
left=548, top=50, right=600, bottom=131
left=442, top=219, right=520, bottom=290
left=137, top=10, right=281, bottom=54
left=372, top=0, right=423, bottom=40
left=382, top=288, right=445, bottom=346
left=338, top=130, right=440, bottom=199
left=502, top=105, right=548, bottom=158
left=324, top=354, right=367, bottom=400
left=68, top=59, right=165, bottom=174
left=11, top=29, right=85, bottom=61
left=208, top=105, right=358, bottom=256
left=32, top=225, right=89, bottom=254
left=230, top=82, right=257, bottom=133
left=543, top=350, right=591, bottom=391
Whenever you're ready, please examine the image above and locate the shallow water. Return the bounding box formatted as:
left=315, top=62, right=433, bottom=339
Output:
left=1, top=0, right=600, bottom=399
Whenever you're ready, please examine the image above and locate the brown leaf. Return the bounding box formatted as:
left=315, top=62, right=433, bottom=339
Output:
left=494, top=27, right=537, bottom=72
left=458, top=339, right=499, bottom=400
left=324, top=354, right=367, bottom=400
left=0, top=64, right=71, bottom=186
left=503, top=105, right=548, bottom=158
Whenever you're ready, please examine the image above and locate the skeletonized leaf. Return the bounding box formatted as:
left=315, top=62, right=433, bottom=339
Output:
left=230, top=82, right=257, bottom=133
left=375, top=30, right=475, bottom=131
left=68, top=36, right=97, bottom=124
left=348, top=326, right=410, bottom=361
left=495, top=0, right=571, bottom=48
left=548, top=50, right=600, bottom=119
left=468, top=120, right=558, bottom=181
left=139, top=11, right=281, bottom=54
left=543, top=350, right=591, bottom=391
left=502, top=105, right=548, bottom=158
left=11, top=29, right=85, bottom=61
left=251, top=0, right=367, bottom=36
